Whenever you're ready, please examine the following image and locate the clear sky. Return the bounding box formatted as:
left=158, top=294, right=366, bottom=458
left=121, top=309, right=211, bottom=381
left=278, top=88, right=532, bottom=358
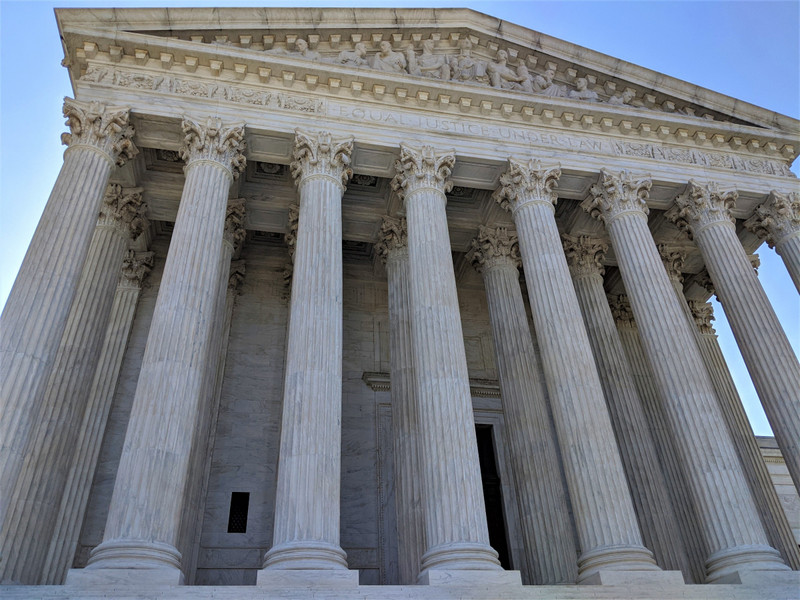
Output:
left=1, top=0, right=798, bottom=435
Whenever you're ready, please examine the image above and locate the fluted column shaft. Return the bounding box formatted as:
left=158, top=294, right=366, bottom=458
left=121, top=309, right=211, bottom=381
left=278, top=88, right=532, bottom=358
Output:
left=564, top=237, right=690, bottom=578
left=391, top=144, right=501, bottom=575
left=670, top=182, right=800, bottom=497
left=376, top=217, right=426, bottom=584
left=43, top=252, right=154, bottom=584
left=586, top=171, right=787, bottom=581
left=469, top=226, right=577, bottom=584
left=495, top=159, right=657, bottom=582
left=1, top=186, right=146, bottom=584
left=80, top=117, right=245, bottom=579
left=0, top=101, right=135, bottom=554
left=264, top=130, right=353, bottom=571
left=745, top=191, right=800, bottom=292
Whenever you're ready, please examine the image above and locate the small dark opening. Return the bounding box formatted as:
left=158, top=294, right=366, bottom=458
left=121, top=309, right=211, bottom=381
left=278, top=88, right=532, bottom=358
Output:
left=475, top=424, right=511, bottom=569
left=227, top=492, right=250, bottom=533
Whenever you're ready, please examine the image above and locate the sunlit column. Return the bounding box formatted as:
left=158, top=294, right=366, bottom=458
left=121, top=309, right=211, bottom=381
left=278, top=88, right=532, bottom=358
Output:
left=744, top=190, right=800, bottom=291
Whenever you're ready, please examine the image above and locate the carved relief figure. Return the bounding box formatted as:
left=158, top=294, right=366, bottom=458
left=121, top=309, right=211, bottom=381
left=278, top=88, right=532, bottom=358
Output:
left=608, top=89, right=636, bottom=106
left=448, top=38, right=487, bottom=83
left=292, top=38, right=321, bottom=61
left=531, top=68, right=566, bottom=97
left=487, top=50, right=527, bottom=90
left=371, top=40, right=407, bottom=73
left=568, top=77, right=599, bottom=101
left=406, top=39, right=450, bottom=80
left=335, top=42, right=368, bottom=67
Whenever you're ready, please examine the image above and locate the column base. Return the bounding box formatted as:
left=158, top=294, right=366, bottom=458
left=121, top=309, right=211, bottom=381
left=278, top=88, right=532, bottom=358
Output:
left=262, top=540, right=349, bottom=570
left=713, top=570, right=800, bottom=586
left=577, top=544, right=659, bottom=583
left=418, top=569, right=522, bottom=587
left=65, top=539, right=184, bottom=586
left=579, top=569, right=684, bottom=586
left=705, top=544, right=790, bottom=583
left=257, top=569, right=359, bottom=587
left=419, top=542, right=503, bottom=572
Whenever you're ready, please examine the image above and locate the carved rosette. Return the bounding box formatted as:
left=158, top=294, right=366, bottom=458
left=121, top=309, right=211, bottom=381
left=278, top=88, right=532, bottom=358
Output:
left=119, top=250, right=154, bottom=290
left=562, top=235, right=607, bottom=279
left=745, top=191, right=800, bottom=248
left=608, top=294, right=636, bottom=329
left=667, top=180, right=737, bottom=238
left=180, top=116, right=246, bottom=178
left=688, top=300, right=716, bottom=335
left=228, top=259, right=246, bottom=294
left=223, top=198, right=247, bottom=255
left=390, top=144, right=455, bottom=200
left=290, top=129, right=354, bottom=189
left=466, top=225, right=521, bottom=273
left=493, top=159, right=561, bottom=214
left=657, top=245, right=687, bottom=285
left=374, top=216, right=409, bottom=265
left=583, top=169, right=652, bottom=223
left=98, top=184, right=148, bottom=240
left=61, top=98, right=138, bottom=166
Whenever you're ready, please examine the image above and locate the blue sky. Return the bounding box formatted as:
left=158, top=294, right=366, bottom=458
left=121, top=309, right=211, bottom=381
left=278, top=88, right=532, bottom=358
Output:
left=1, top=1, right=798, bottom=434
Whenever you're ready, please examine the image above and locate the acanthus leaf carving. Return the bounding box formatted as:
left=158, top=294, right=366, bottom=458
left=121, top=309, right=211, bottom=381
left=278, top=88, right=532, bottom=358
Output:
left=390, top=144, right=456, bottom=200
left=493, top=158, right=561, bottom=213
left=99, top=184, right=148, bottom=240
left=61, top=98, right=138, bottom=166
left=562, top=234, right=608, bottom=278
left=290, top=129, right=354, bottom=188
left=119, top=249, right=154, bottom=289
left=223, top=198, right=247, bottom=255
left=744, top=190, right=800, bottom=248
left=607, top=294, right=636, bottom=328
left=467, top=225, right=521, bottom=272
left=180, top=116, right=247, bottom=177
left=228, top=259, right=246, bottom=294
left=657, top=245, right=687, bottom=284
left=667, top=180, right=737, bottom=238
left=375, top=216, right=409, bottom=264
left=688, top=300, right=716, bottom=335
left=583, top=169, right=652, bottom=223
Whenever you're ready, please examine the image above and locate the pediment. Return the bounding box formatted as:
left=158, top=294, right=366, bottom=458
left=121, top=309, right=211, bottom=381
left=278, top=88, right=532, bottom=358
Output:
left=57, top=6, right=798, bottom=149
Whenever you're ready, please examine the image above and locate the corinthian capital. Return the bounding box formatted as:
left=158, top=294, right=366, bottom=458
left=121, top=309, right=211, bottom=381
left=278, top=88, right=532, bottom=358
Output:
left=583, top=169, right=651, bottom=223
left=223, top=198, right=247, bottom=255
left=180, top=116, right=246, bottom=177
left=562, top=235, right=607, bottom=278
left=744, top=190, right=800, bottom=248
left=375, top=216, right=409, bottom=264
left=657, top=245, right=687, bottom=285
left=466, top=225, right=521, bottom=273
left=608, top=294, right=635, bottom=328
left=228, top=260, right=246, bottom=294
left=119, top=250, right=154, bottom=289
left=61, top=98, right=138, bottom=166
left=688, top=300, right=716, bottom=335
left=98, top=184, right=148, bottom=240
left=390, top=144, right=455, bottom=200
left=493, top=158, right=560, bottom=213
left=291, top=129, right=354, bottom=188
left=666, top=180, right=737, bottom=238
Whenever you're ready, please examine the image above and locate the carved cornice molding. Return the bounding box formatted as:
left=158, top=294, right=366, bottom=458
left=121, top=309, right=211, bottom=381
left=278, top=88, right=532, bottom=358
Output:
left=667, top=180, right=737, bottom=238
left=608, top=294, right=636, bottom=328
left=390, top=144, right=455, bottom=200
left=223, top=198, right=247, bottom=255
left=493, top=158, right=561, bottom=213
left=562, top=235, right=607, bottom=279
left=584, top=169, right=651, bottom=224
left=98, top=184, right=148, bottom=240
left=291, top=129, right=354, bottom=188
left=467, top=225, right=521, bottom=273
left=61, top=98, right=137, bottom=166
left=744, top=191, right=800, bottom=249
left=375, top=216, right=408, bottom=265
left=688, top=300, right=716, bottom=335
left=180, top=116, right=246, bottom=177
left=119, top=250, right=154, bottom=289
left=657, top=245, right=687, bottom=285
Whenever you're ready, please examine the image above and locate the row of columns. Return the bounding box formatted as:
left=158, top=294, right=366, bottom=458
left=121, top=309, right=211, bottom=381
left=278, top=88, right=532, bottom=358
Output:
left=0, top=98, right=797, bottom=587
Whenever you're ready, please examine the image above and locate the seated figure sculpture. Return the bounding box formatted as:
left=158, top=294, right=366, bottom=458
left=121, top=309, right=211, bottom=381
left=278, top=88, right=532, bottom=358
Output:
left=531, top=68, right=566, bottom=97
left=448, top=38, right=487, bottom=83
left=487, top=50, right=527, bottom=90
left=335, top=42, right=368, bottom=67
left=371, top=40, right=407, bottom=73
left=568, top=77, right=599, bottom=101
left=407, top=39, right=450, bottom=80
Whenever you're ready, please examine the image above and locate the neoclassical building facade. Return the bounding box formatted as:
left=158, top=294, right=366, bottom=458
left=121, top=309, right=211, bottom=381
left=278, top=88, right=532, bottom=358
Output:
left=1, top=7, right=799, bottom=599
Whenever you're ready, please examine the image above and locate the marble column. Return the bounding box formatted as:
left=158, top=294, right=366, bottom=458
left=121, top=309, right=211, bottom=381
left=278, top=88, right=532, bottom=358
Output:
left=0, top=185, right=147, bottom=584
left=261, top=130, right=354, bottom=574
left=584, top=170, right=788, bottom=581
left=494, top=159, right=658, bottom=583
left=667, top=181, right=800, bottom=497
left=609, top=295, right=709, bottom=584
left=467, top=226, right=577, bottom=585
left=688, top=300, right=800, bottom=571
left=391, top=144, right=503, bottom=578
left=375, top=216, right=426, bottom=585
left=72, top=116, right=246, bottom=583
left=745, top=191, right=800, bottom=292
left=0, top=100, right=136, bottom=554
left=43, top=251, right=154, bottom=584
left=563, top=235, right=691, bottom=578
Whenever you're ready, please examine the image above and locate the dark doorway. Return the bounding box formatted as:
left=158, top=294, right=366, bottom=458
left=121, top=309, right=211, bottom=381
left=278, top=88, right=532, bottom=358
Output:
left=475, top=424, right=511, bottom=569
